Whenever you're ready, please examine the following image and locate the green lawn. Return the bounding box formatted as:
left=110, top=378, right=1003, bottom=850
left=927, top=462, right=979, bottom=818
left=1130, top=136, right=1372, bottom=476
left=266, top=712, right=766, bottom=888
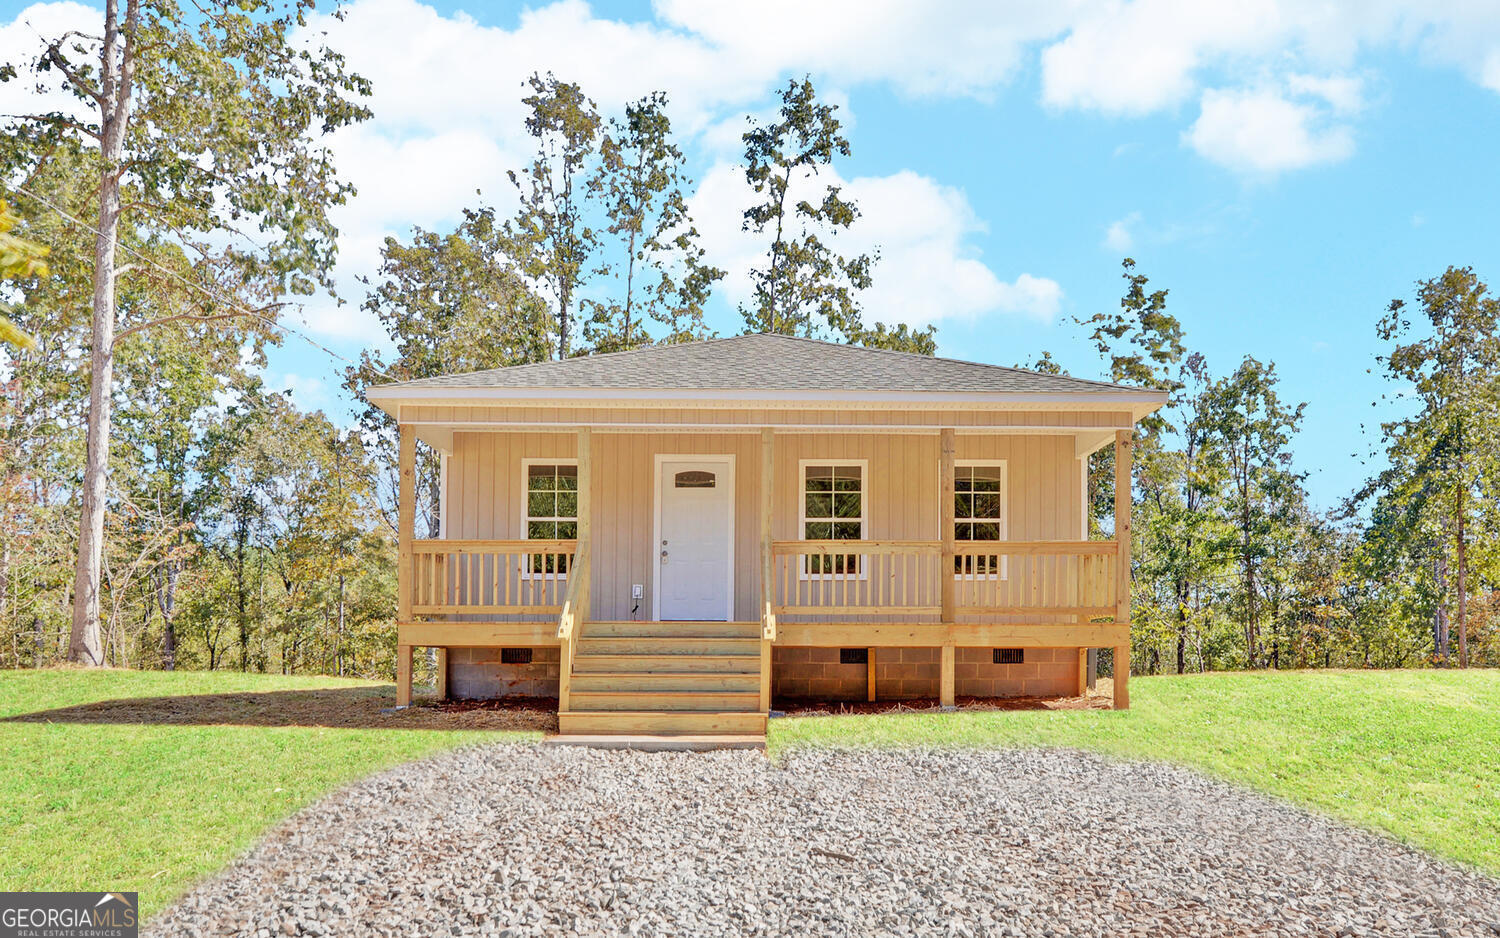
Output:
left=769, top=669, right=1500, bottom=874
left=0, top=669, right=533, bottom=917
left=4, top=669, right=1496, bottom=920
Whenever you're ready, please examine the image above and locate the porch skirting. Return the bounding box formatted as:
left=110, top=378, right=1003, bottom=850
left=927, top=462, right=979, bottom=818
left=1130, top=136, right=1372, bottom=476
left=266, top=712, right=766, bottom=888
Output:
left=442, top=643, right=1083, bottom=703
left=772, top=645, right=1078, bottom=701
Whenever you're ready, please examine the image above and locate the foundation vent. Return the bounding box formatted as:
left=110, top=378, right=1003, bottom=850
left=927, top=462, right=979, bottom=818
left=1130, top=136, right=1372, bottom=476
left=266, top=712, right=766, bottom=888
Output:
left=839, top=648, right=869, bottom=665
left=501, top=647, right=533, bottom=665
left=993, top=648, right=1024, bottom=665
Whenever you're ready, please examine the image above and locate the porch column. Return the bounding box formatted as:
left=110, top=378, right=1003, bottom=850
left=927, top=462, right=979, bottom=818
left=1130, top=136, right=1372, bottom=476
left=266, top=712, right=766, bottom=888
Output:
left=576, top=428, right=592, bottom=623
left=396, top=422, right=415, bottom=707
left=1113, top=429, right=1133, bottom=710
left=759, top=428, right=774, bottom=713
left=939, top=428, right=956, bottom=707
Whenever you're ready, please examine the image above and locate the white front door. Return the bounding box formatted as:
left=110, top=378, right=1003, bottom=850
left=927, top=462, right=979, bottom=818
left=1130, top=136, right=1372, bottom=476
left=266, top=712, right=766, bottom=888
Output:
left=655, top=457, right=734, bottom=621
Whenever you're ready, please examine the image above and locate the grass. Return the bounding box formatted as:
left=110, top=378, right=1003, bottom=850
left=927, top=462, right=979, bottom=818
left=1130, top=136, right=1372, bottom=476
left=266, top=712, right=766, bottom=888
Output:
left=769, top=669, right=1500, bottom=874
left=5, top=668, right=1496, bottom=918
left=0, top=669, right=535, bottom=917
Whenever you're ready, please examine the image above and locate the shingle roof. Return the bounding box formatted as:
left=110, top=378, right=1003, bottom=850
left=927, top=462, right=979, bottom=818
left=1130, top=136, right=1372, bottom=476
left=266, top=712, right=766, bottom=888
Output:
left=368, top=333, right=1159, bottom=396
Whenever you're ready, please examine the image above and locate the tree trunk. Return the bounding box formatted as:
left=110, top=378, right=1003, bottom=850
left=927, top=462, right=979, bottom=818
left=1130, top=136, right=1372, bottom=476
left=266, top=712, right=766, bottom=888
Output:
left=157, top=560, right=178, bottom=671
left=1434, top=549, right=1450, bottom=663
left=68, top=0, right=134, bottom=666
left=1456, top=479, right=1469, bottom=668
left=1175, top=578, right=1188, bottom=675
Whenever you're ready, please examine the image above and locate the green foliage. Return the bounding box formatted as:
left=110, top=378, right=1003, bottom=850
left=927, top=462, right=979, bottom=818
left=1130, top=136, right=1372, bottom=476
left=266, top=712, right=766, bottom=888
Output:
left=587, top=92, right=723, bottom=352
left=507, top=72, right=603, bottom=359
left=849, top=321, right=937, bottom=355
left=0, top=199, right=47, bottom=348
left=1356, top=266, right=1500, bottom=667
left=739, top=77, right=876, bottom=340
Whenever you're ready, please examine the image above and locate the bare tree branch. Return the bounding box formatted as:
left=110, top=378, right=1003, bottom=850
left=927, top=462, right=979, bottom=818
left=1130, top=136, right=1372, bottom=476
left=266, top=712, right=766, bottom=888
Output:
left=111, top=306, right=281, bottom=346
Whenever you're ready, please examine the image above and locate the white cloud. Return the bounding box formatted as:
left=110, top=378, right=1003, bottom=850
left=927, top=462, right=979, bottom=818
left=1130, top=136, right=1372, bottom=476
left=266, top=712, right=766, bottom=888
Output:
left=1103, top=213, right=1140, bottom=252
left=0, top=1, right=98, bottom=121
left=1185, top=86, right=1355, bottom=173
left=690, top=162, right=1061, bottom=325
left=1286, top=73, right=1365, bottom=113
left=1041, top=0, right=1279, bottom=114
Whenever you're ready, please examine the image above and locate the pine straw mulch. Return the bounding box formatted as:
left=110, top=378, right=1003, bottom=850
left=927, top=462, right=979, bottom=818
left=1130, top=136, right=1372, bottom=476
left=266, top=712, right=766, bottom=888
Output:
left=774, top=684, right=1117, bottom=718
left=6, top=686, right=556, bottom=733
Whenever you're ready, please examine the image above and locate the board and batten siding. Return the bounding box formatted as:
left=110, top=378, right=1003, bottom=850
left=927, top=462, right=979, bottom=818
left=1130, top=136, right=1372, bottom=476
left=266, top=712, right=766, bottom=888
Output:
left=443, top=427, right=1088, bottom=622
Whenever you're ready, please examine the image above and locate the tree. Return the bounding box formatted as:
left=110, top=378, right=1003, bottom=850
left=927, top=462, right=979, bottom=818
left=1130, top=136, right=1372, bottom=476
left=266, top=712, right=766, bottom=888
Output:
left=1359, top=266, right=1500, bottom=667
left=587, top=92, right=721, bottom=352
left=0, top=200, right=47, bottom=348
left=739, top=77, right=876, bottom=340
left=3, top=0, right=371, bottom=665
left=346, top=208, right=552, bottom=539
left=1202, top=356, right=1307, bottom=667
left=850, top=321, right=937, bottom=355
left=508, top=72, right=601, bottom=360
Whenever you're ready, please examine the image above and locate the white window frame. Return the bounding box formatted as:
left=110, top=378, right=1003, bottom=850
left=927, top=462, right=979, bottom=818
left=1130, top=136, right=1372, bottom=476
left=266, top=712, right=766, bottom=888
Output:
left=797, top=458, right=870, bottom=581
left=520, top=457, right=579, bottom=580
left=949, top=459, right=1008, bottom=581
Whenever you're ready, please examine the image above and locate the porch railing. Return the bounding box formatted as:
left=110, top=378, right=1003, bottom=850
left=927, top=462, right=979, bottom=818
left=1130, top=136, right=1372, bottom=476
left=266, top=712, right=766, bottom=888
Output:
left=410, top=538, right=578, bottom=618
left=771, top=539, right=1119, bottom=619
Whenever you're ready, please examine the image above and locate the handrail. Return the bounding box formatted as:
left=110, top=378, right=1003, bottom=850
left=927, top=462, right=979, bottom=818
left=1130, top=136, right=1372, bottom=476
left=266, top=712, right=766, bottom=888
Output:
left=413, top=538, right=576, bottom=552
left=408, top=539, right=579, bottom=617
left=770, top=538, right=1122, bottom=619
left=773, top=539, right=940, bottom=555
left=556, top=540, right=590, bottom=713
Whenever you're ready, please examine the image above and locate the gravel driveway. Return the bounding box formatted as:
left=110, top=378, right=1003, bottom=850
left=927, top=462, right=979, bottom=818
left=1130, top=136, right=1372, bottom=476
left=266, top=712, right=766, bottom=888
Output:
left=148, top=745, right=1500, bottom=938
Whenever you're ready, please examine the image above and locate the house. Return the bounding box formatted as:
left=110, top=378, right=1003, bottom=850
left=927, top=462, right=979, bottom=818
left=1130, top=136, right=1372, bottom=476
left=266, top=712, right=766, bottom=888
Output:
left=365, top=334, right=1165, bottom=740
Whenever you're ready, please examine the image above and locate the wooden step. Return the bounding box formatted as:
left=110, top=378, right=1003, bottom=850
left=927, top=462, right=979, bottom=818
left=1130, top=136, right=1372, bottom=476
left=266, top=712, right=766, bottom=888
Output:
left=575, top=636, right=760, bottom=656
left=567, top=690, right=761, bottom=712
left=571, top=653, right=761, bottom=674
left=544, top=734, right=765, bottom=751
left=559, top=710, right=768, bottom=736
left=584, top=620, right=758, bottom=638
left=568, top=671, right=760, bottom=693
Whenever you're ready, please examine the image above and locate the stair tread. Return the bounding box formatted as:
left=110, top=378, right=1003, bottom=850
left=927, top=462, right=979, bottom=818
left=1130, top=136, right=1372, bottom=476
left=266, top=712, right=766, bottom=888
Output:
left=572, top=689, right=758, bottom=696
left=574, top=670, right=759, bottom=677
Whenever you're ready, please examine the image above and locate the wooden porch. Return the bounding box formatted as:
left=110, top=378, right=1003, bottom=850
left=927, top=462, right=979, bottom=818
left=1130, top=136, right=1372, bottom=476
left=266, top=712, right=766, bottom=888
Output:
left=393, top=426, right=1136, bottom=737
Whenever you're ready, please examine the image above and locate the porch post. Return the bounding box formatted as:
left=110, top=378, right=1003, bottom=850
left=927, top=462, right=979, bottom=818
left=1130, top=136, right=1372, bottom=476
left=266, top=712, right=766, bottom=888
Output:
left=1113, top=429, right=1133, bottom=710
left=939, top=428, right=956, bottom=707
left=576, top=428, right=591, bottom=623
left=759, top=428, right=774, bottom=713
left=396, top=422, right=415, bottom=707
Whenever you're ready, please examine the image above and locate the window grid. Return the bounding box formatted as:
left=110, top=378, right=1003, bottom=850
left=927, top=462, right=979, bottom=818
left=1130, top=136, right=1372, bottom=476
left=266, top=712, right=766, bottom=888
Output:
left=801, top=463, right=865, bottom=576
left=524, top=462, right=577, bottom=575
left=955, top=462, right=1005, bottom=577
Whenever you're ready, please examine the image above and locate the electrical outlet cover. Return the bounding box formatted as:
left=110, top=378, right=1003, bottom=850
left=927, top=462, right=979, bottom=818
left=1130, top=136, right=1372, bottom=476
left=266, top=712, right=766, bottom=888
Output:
left=631, top=583, right=644, bottom=599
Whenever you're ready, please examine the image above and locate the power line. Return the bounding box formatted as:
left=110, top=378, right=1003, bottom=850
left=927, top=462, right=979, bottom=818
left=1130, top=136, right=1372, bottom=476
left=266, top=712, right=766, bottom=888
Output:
left=8, top=181, right=393, bottom=382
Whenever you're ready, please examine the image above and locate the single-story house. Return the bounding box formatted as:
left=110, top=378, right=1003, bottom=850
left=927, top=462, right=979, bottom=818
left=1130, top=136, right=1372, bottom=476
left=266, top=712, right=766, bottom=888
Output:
left=366, top=333, right=1165, bottom=740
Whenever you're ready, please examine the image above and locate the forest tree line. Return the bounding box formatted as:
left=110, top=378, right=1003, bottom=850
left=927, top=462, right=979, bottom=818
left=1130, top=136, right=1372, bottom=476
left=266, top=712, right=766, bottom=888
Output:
left=0, top=2, right=1494, bottom=678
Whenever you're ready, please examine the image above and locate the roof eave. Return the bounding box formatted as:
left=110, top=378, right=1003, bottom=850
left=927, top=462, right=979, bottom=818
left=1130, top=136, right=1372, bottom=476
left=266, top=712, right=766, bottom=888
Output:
left=366, top=384, right=1168, bottom=417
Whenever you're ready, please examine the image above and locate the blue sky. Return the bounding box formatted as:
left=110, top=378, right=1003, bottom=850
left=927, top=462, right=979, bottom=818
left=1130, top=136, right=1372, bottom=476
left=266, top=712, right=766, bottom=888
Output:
left=5, top=0, right=1500, bottom=509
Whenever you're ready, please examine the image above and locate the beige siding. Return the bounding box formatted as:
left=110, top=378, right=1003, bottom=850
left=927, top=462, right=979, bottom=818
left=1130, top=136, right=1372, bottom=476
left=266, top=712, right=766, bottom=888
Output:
left=444, top=424, right=1088, bottom=623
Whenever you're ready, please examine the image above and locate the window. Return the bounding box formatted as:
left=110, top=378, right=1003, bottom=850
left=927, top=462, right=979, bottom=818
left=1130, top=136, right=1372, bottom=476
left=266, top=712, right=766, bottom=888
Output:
left=524, top=462, right=577, bottom=574
left=801, top=462, right=866, bottom=575
left=674, top=470, right=716, bottom=488
left=954, top=462, right=1006, bottom=577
